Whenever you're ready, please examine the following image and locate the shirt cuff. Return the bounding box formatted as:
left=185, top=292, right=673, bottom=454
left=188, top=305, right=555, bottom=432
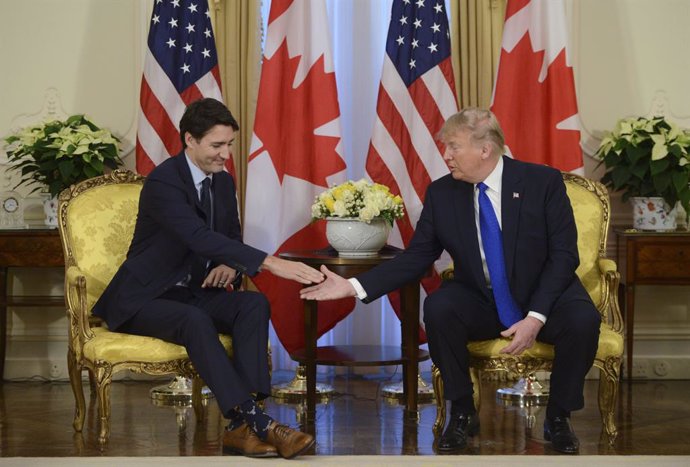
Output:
left=348, top=278, right=368, bottom=300
left=527, top=311, right=547, bottom=324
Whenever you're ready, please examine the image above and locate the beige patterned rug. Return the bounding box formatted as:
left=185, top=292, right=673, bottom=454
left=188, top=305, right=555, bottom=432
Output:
left=2, top=456, right=689, bottom=467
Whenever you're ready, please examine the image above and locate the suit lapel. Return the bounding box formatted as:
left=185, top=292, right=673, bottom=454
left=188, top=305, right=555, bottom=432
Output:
left=501, top=156, right=524, bottom=280
left=452, top=180, right=487, bottom=293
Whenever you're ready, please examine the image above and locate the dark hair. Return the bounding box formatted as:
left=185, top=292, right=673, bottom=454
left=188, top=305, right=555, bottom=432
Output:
left=179, top=98, right=239, bottom=148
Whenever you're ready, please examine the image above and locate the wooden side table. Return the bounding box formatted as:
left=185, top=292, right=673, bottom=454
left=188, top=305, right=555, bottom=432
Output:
left=615, top=229, right=690, bottom=379
left=280, top=247, right=430, bottom=424
left=0, top=229, right=64, bottom=379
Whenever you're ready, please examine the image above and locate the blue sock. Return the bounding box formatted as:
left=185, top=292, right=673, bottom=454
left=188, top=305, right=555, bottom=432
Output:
left=225, top=408, right=244, bottom=432
left=235, top=399, right=274, bottom=440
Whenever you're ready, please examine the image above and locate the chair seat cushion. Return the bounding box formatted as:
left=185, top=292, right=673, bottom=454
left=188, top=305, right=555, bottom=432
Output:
left=467, top=323, right=623, bottom=360
left=83, top=327, right=233, bottom=363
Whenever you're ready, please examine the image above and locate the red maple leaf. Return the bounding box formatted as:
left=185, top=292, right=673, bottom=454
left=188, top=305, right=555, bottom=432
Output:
left=250, top=41, right=346, bottom=187
left=491, top=32, right=582, bottom=171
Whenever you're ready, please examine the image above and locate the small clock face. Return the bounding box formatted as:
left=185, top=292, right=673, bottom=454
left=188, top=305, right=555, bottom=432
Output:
left=3, top=197, right=18, bottom=213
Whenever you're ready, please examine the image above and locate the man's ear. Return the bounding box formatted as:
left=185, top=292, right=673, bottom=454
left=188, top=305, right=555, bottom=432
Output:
left=480, top=142, right=492, bottom=159
left=184, top=132, right=195, bottom=147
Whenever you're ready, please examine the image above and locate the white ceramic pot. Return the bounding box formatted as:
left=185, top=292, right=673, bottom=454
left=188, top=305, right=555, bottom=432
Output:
left=631, top=197, right=677, bottom=231
left=43, top=195, right=58, bottom=228
left=326, top=217, right=391, bottom=257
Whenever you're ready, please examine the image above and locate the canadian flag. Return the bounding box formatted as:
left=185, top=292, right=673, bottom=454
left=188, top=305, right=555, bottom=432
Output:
left=491, top=0, right=583, bottom=173
left=244, top=0, right=353, bottom=354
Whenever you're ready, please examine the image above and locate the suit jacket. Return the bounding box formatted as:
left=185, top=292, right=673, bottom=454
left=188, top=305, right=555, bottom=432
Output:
left=357, top=156, right=591, bottom=319
left=92, top=153, right=267, bottom=330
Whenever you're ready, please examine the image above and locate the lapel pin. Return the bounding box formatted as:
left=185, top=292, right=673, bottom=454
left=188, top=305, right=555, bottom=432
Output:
left=513, top=192, right=520, bottom=199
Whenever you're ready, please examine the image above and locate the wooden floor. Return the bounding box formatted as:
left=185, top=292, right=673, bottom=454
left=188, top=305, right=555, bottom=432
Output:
left=1, top=371, right=689, bottom=457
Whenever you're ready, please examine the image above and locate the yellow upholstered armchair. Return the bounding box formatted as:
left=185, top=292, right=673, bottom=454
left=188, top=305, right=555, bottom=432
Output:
left=431, top=173, right=624, bottom=443
left=57, top=170, right=234, bottom=443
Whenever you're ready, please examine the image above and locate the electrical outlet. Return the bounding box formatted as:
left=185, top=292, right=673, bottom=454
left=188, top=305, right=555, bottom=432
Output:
left=49, top=364, right=62, bottom=379
left=653, top=360, right=670, bottom=377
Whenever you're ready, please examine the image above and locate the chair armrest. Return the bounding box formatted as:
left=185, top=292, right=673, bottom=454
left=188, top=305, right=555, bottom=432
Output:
left=65, top=266, right=96, bottom=349
left=598, top=258, right=617, bottom=274
left=597, top=258, right=624, bottom=334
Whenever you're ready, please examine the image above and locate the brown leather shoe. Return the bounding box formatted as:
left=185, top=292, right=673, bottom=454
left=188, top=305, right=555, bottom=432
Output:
left=265, top=421, right=315, bottom=459
left=222, top=423, right=278, bottom=458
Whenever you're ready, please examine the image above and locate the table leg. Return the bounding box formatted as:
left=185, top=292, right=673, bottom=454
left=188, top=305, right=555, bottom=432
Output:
left=400, top=282, right=420, bottom=419
left=304, top=299, right=318, bottom=423
left=0, top=267, right=7, bottom=380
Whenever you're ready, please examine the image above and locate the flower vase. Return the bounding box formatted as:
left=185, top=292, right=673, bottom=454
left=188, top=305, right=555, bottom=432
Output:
left=43, top=195, right=59, bottom=228
left=326, top=217, right=391, bottom=257
left=631, top=197, right=677, bottom=231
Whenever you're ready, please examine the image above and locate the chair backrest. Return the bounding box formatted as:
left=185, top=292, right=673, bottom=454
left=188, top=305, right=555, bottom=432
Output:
left=58, top=170, right=144, bottom=313
left=562, top=173, right=611, bottom=309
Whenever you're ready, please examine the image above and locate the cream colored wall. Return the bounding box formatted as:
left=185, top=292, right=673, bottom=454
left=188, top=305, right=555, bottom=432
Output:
left=0, top=0, right=688, bottom=379
left=0, top=0, right=145, bottom=380
left=573, top=0, right=690, bottom=378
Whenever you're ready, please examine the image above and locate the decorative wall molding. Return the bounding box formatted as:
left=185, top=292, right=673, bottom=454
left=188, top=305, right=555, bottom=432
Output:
left=580, top=91, right=690, bottom=159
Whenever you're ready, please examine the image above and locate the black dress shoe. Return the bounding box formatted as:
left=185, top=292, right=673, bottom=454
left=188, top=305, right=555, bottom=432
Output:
left=544, top=417, right=580, bottom=454
left=436, top=413, right=480, bottom=453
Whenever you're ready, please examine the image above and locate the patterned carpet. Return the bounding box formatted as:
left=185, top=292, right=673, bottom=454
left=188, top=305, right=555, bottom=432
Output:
left=3, top=456, right=689, bottom=467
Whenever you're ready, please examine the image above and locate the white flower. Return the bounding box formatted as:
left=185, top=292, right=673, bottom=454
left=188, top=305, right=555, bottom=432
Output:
left=311, top=179, right=405, bottom=226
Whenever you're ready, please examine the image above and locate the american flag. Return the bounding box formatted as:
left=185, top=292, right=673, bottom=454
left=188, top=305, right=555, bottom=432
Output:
left=366, top=0, right=458, bottom=335
left=136, top=0, right=232, bottom=177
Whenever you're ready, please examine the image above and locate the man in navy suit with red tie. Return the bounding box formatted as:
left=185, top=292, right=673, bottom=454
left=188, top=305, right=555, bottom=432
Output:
left=301, top=108, right=600, bottom=454
left=93, top=98, right=321, bottom=459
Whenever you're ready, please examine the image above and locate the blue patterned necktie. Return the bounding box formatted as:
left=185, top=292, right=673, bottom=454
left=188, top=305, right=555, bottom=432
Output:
left=477, top=182, right=522, bottom=328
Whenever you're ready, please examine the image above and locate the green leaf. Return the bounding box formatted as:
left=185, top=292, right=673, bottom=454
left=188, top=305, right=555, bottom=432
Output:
left=650, top=158, right=670, bottom=176
left=625, top=144, right=649, bottom=164
left=58, top=160, right=74, bottom=179
left=89, top=158, right=104, bottom=173
left=611, top=166, right=632, bottom=189
left=653, top=170, right=671, bottom=194
left=83, top=165, right=99, bottom=178
left=672, top=171, right=690, bottom=193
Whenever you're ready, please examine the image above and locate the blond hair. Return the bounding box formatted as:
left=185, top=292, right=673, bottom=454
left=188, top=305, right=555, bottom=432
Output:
left=439, top=108, right=505, bottom=155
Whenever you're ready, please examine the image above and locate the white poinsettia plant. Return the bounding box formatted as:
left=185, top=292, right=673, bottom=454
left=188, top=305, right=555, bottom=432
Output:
left=3, top=115, right=122, bottom=197
left=311, top=179, right=405, bottom=226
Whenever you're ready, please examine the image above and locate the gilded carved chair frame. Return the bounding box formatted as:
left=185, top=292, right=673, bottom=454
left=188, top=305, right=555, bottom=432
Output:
left=431, top=173, right=624, bottom=444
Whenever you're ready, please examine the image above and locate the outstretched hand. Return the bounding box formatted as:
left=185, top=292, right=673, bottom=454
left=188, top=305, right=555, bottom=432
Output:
left=261, top=255, right=325, bottom=284
left=300, top=265, right=357, bottom=301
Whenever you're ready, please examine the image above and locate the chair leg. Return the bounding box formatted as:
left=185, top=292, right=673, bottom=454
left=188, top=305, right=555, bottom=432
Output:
left=431, top=364, right=445, bottom=437
left=598, top=357, right=621, bottom=444
left=67, top=349, right=86, bottom=432
left=192, top=376, right=206, bottom=423
left=94, top=364, right=113, bottom=444
left=470, top=367, right=482, bottom=413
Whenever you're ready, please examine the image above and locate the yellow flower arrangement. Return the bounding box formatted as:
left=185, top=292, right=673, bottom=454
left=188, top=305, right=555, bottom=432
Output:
left=311, top=179, right=405, bottom=225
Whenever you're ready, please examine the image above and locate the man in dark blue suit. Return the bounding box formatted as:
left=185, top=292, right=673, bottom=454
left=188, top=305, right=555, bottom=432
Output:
left=301, top=108, right=600, bottom=454
left=93, top=98, right=322, bottom=459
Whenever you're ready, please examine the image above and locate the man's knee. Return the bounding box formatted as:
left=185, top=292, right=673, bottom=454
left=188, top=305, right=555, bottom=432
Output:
left=423, top=292, right=456, bottom=329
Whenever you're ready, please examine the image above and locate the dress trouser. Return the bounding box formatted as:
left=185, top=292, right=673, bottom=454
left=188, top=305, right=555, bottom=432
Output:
left=423, top=281, right=600, bottom=413
left=117, top=286, right=271, bottom=417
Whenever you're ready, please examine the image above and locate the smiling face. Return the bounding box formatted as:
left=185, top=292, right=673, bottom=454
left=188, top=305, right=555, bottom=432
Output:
left=184, top=124, right=235, bottom=175
left=441, top=129, right=498, bottom=184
